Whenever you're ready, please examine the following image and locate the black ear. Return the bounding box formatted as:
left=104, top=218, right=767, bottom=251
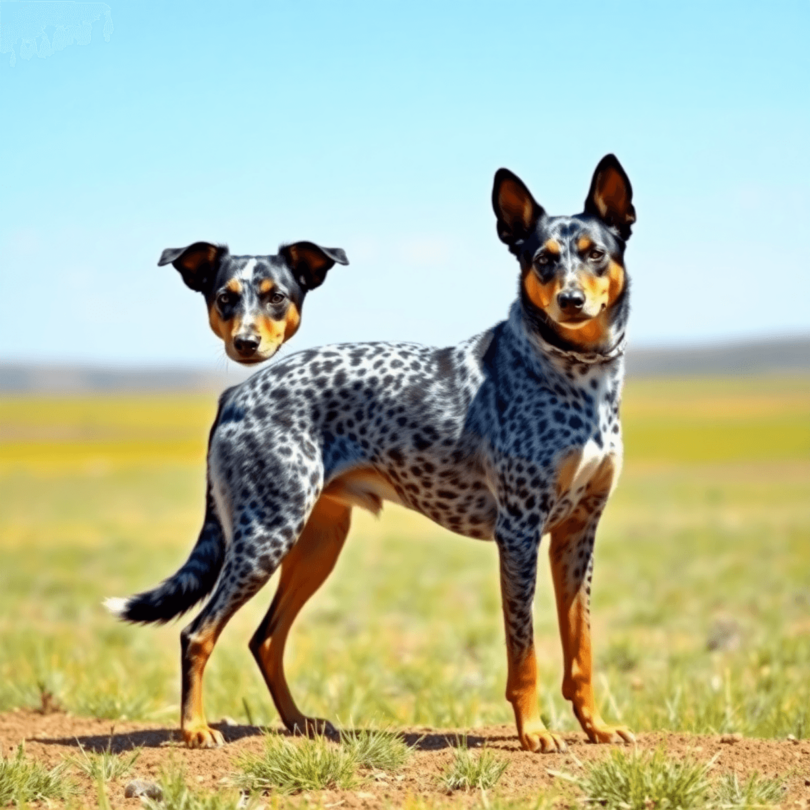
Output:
left=280, top=241, right=349, bottom=291
left=158, top=242, right=226, bottom=292
left=492, top=168, right=545, bottom=250
left=583, top=154, right=636, bottom=241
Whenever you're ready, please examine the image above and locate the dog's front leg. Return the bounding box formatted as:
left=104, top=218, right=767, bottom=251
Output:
left=549, top=495, right=635, bottom=746
left=496, top=522, right=567, bottom=753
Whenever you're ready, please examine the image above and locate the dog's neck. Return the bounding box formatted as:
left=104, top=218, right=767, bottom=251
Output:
left=506, top=301, right=627, bottom=376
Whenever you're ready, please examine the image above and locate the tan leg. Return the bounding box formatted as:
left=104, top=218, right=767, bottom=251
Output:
left=181, top=623, right=225, bottom=748
left=249, top=496, right=351, bottom=735
left=549, top=497, right=634, bottom=745
left=180, top=538, right=283, bottom=748
left=497, top=534, right=567, bottom=753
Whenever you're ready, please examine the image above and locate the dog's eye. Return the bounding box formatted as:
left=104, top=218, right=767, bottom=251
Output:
left=269, top=292, right=286, bottom=305
left=217, top=292, right=233, bottom=306
left=588, top=249, right=606, bottom=262
left=535, top=254, right=551, bottom=267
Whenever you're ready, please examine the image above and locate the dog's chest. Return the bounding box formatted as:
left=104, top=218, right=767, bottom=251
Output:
left=543, top=371, right=623, bottom=529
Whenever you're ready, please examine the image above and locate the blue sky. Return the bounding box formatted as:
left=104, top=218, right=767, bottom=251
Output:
left=1, top=0, right=808, bottom=368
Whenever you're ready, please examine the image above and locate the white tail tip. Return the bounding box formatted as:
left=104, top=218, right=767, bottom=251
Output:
left=103, top=597, right=128, bottom=618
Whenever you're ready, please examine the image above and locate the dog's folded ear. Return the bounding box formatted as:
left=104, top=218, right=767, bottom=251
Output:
left=584, top=155, right=636, bottom=241
left=280, top=242, right=349, bottom=291
left=492, top=169, right=545, bottom=251
left=158, top=242, right=227, bottom=292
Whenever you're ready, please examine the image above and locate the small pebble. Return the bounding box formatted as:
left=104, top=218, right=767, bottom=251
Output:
left=220, top=716, right=238, bottom=726
left=720, top=733, right=743, bottom=744
left=124, top=779, right=163, bottom=800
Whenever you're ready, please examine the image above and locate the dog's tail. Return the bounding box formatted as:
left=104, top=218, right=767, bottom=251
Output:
left=105, top=492, right=225, bottom=624
left=105, top=391, right=233, bottom=625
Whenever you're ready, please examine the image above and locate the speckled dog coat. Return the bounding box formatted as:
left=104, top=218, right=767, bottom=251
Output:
left=113, top=155, right=638, bottom=753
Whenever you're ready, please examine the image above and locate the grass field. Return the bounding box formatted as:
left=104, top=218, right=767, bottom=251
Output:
left=0, top=374, right=809, bottom=748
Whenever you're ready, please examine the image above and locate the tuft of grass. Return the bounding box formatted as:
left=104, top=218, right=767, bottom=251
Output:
left=440, top=739, right=508, bottom=791
left=713, top=771, right=785, bottom=808
left=143, top=767, right=256, bottom=810
left=67, top=740, right=141, bottom=782
left=234, top=733, right=359, bottom=794
left=341, top=727, right=413, bottom=771
left=0, top=744, right=76, bottom=804
left=577, top=748, right=711, bottom=810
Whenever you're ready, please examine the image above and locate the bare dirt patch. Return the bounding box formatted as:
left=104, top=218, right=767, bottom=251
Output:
left=2, top=710, right=809, bottom=807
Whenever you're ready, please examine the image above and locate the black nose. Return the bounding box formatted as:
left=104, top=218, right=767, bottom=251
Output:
left=557, top=290, right=586, bottom=311
left=234, top=335, right=260, bottom=356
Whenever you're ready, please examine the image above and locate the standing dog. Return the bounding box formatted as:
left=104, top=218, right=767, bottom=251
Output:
left=159, top=241, right=348, bottom=364
left=111, top=156, right=636, bottom=753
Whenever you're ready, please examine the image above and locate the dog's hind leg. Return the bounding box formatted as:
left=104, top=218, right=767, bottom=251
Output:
left=249, top=495, right=351, bottom=737
left=549, top=459, right=635, bottom=745
left=179, top=523, right=298, bottom=748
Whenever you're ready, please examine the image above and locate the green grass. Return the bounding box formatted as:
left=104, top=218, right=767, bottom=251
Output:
left=0, top=744, right=76, bottom=804
left=440, top=740, right=508, bottom=791
left=66, top=741, right=141, bottom=782
left=712, top=771, right=785, bottom=809
left=143, top=768, right=257, bottom=810
left=234, top=734, right=359, bottom=794
left=341, top=727, right=413, bottom=771
left=0, top=375, right=809, bottom=738
left=575, top=747, right=711, bottom=810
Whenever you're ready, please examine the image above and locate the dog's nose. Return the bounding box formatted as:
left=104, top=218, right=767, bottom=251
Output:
left=557, top=290, right=586, bottom=311
left=234, top=335, right=260, bottom=356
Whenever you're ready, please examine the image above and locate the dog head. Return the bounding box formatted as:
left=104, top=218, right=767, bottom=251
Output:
left=492, top=155, right=635, bottom=350
left=159, top=241, right=348, bottom=364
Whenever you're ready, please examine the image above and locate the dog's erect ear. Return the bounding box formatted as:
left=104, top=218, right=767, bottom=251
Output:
left=492, top=168, right=545, bottom=249
left=158, top=242, right=226, bottom=292
left=280, top=242, right=349, bottom=291
left=584, top=154, right=636, bottom=241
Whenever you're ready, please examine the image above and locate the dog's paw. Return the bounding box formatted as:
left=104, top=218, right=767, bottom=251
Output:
left=289, top=716, right=338, bottom=739
left=183, top=724, right=225, bottom=749
left=587, top=723, right=635, bottom=745
left=519, top=728, right=568, bottom=754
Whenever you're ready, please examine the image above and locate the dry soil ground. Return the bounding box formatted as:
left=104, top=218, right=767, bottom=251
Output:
left=4, top=710, right=810, bottom=808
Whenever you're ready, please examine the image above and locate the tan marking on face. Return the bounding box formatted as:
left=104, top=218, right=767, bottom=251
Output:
left=226, top=279, right=242, bottom=294
left=255, top=303, right=301, bottom=352
left=283, top=302, right=300, bottom=341
left=579, top=268, right=610, bottom=308
left=209, top=306, right=245, bottom=352
left=523, top=270, right=560, bottom=311
left=577, top=236, right=593, bottom=252
left=543, top=238, right=561, bottom=255
left=606, top=260, right=625, bottom=305
left=554, top=261, right=625, bottom=348
left=259, top=278, right=275, bottom=295
left=255, top=314, right=286, bottom=349
left=208, top=306, right=229, bottom=340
